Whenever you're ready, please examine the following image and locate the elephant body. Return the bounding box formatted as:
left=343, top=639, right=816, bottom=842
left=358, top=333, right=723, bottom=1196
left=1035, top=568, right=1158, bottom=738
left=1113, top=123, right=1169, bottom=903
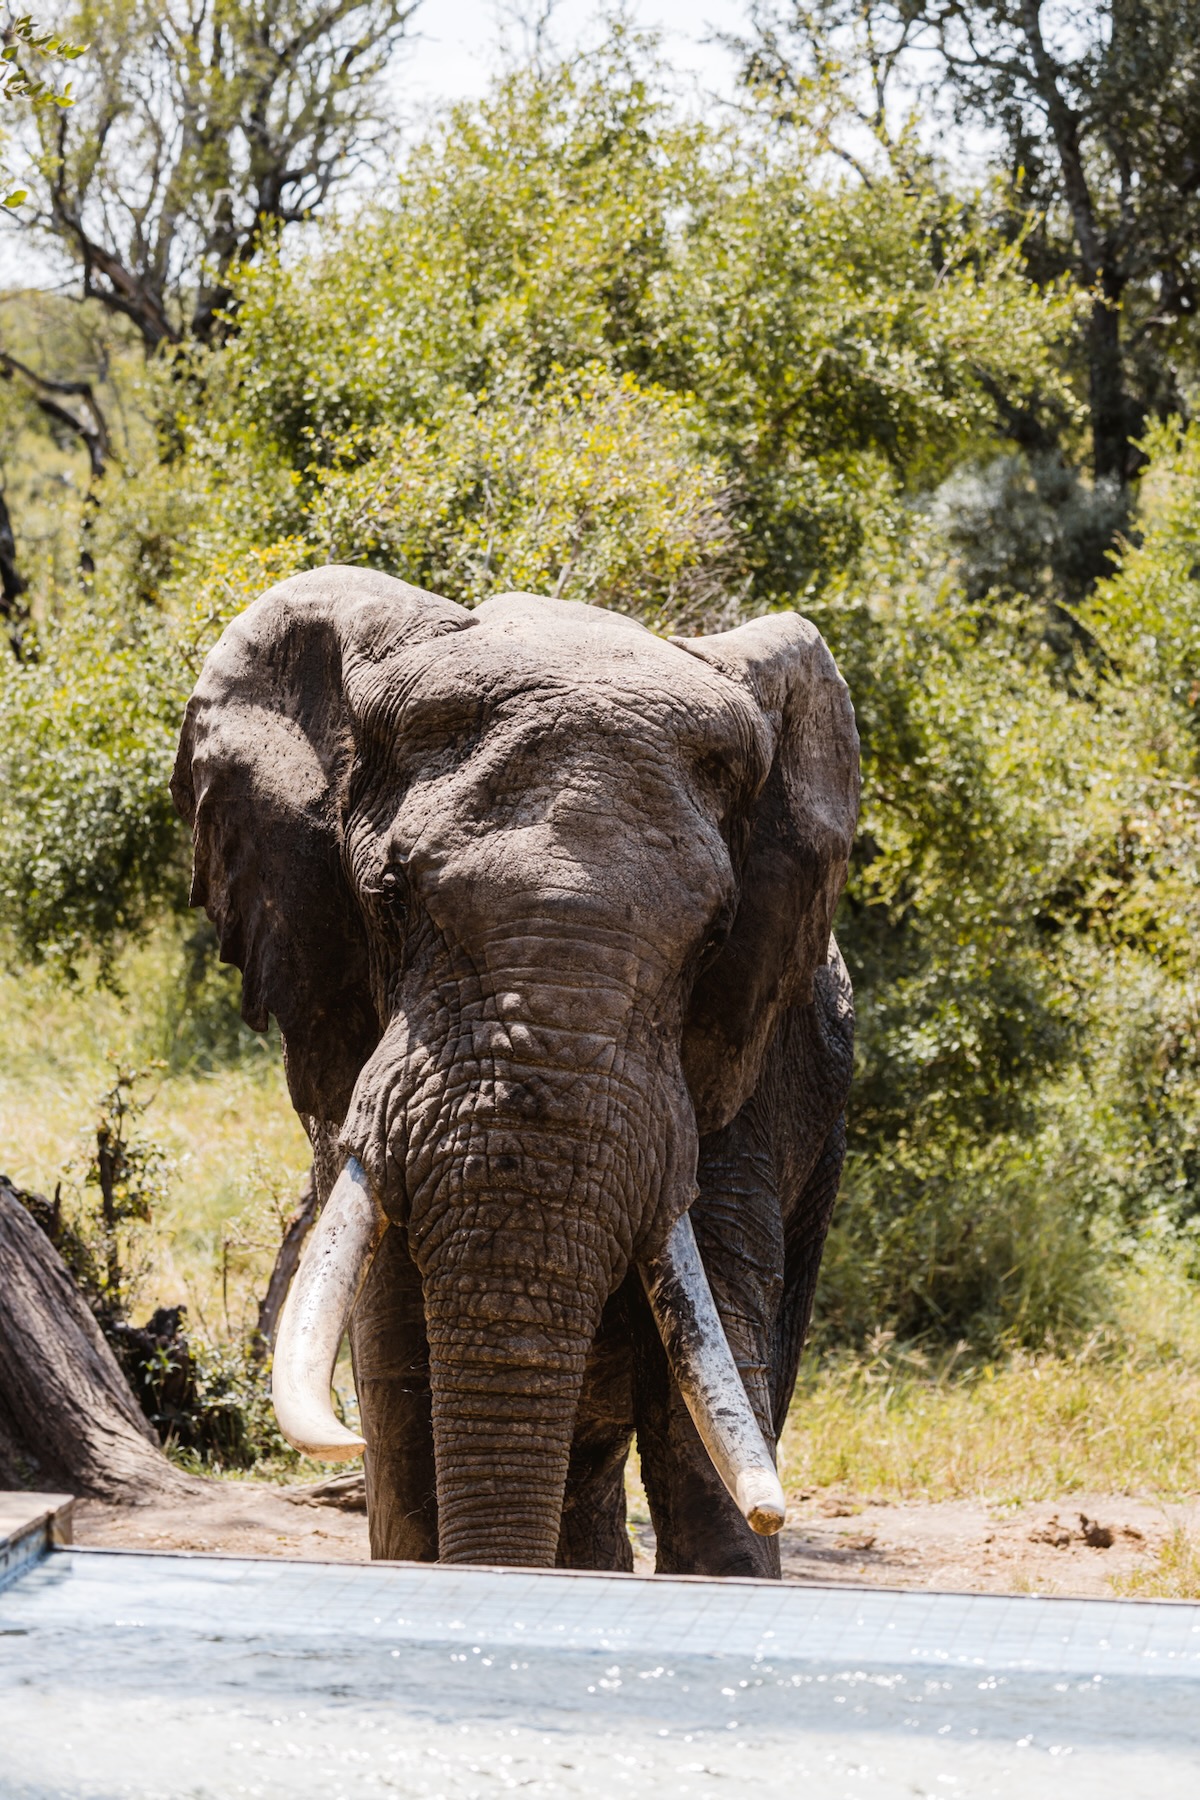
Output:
left=173, top=570, right=860, bottom=1576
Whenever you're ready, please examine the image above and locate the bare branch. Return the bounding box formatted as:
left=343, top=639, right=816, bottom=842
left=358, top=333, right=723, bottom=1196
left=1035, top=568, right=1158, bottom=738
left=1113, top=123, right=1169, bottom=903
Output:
left=13, top=0, right=422, bottom=349
left=0, top=350, right=110, bottom=481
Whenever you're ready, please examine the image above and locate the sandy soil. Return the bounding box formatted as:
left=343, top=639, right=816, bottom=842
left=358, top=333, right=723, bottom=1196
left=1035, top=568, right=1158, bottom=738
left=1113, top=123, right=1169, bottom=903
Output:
left=773, top=1490, right=1200, bottom=1596
left=71, top=1478, right=1199, bottom=1595
left=73, top=1478, right=374, bottom=1563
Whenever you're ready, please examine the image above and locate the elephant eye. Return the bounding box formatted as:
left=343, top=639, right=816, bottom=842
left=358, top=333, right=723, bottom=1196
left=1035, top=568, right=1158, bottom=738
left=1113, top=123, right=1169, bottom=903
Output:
left=379, top=867, right=409, bottom=922
left=697, top=751, right=731, bottom=788
left=698, top=911, right=733, bottom=971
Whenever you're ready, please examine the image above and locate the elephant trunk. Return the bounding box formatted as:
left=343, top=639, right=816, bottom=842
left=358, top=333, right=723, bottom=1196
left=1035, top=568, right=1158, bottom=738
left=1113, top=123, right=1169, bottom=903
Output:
left=423, top=1275, right=596, bottom=1566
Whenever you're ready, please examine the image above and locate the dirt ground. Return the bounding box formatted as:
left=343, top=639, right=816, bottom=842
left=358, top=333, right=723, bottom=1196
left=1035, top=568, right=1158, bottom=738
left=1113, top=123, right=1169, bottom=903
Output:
left=773, top=1490, right=1200, bottom=1596
left=71, top=1478, right=1199, bottom=1595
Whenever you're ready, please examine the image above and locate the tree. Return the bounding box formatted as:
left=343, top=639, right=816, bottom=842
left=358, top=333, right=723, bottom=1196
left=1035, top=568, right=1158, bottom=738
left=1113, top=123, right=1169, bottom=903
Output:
left=0, top=37, right=1078, bottom=969
left=185, top=41, right=1075, bottom=615
left=19, top=0, right=421, bottom=349
left=0, top=0, right=418, bottom=641
left=7, top=27, right=1186, bottom=1355
left=1, top=13, right=84, bottom=627
left=0, top=1175, right=195, bottom=1496
left=738, top=1, right=1200, bottom=489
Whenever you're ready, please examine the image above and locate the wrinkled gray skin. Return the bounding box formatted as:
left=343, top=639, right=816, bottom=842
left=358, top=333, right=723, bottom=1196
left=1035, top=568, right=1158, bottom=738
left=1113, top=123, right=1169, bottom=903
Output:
left=172, top=569, right=860, bottom=1577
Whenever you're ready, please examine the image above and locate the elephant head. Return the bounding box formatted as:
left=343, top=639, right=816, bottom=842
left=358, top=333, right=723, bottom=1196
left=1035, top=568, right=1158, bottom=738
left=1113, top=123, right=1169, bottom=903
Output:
left=171, top=567, right=859, bottom=1566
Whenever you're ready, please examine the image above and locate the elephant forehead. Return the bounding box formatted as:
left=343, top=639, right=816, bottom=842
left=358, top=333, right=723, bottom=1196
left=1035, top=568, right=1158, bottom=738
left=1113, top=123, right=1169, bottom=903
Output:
left=473, top=592, right=707, bottom=687
left=350, top=596, right=764, bottom=762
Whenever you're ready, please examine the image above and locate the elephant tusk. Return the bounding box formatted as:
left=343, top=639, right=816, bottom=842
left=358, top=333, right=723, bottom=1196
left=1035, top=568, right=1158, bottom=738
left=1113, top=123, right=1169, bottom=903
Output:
left=271, top=1156, right=388, bottom=1460
left=639, top=1213, right=786, bottom=1536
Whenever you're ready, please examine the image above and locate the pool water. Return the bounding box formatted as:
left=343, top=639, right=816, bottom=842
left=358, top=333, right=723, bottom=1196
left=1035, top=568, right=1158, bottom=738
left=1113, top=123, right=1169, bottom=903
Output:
left=2, top=1527, right=1199, bottom=1798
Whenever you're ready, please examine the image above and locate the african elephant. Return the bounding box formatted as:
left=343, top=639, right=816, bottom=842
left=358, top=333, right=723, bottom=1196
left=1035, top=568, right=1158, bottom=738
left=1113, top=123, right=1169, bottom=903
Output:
left=171, top=568, right=860, bottom=1578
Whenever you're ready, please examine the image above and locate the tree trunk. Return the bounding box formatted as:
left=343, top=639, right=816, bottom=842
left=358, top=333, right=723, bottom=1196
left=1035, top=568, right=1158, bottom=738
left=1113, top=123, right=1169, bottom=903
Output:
left=1088, top=288, right=1141, bottom=486
left=0, top=1179, right=196, bottom=1499
left=1015, top=2, right=1141, bottom=486
left=0, top=489, right=29, bottom=658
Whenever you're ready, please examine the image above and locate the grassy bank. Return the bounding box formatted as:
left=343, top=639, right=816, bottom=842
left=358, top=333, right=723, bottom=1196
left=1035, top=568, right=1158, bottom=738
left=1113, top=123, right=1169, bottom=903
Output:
left=0, top=935, right=310, bottom=1336
left=780, top=1269, right=1200, bottom=1504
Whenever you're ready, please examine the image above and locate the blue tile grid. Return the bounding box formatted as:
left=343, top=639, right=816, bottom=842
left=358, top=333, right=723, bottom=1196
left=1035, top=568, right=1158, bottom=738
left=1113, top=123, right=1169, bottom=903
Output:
left=9, top=1546, right=1199, bottom=1680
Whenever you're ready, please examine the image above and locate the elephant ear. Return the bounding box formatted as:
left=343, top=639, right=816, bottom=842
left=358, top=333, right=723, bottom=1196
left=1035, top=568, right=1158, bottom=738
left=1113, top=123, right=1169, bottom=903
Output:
left=171, top=565, right=472, bottom=1124
left=673, top=611, right=860, bottom=1135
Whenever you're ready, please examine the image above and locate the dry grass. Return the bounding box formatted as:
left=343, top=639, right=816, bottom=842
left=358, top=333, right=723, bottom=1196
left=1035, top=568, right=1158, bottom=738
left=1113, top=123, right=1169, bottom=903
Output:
left=781, top=1276, right=1200, bottom=1505
left=0, top=939, right=310, bottom=1333
left=1112, top=1527, right=1200, bottom=1599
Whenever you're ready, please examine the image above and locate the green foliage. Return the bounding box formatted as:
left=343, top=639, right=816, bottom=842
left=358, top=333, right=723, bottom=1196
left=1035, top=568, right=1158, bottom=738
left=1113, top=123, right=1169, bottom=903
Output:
left=155, top=1330, right=293, bottom=1471
left=194, top=43, right=1076, bottom=608
left=31, top=1059, right=174, bottom=1324
left=0, top=14, right=84, bottom=106
left=7, top=26, right=1200, bottom=1364
left=1, top=13, right=83, bottom=208
left=15, top=0, right=416, bottom=342
left=83, top=1060, right=171, bottom=1306
left=818, top=1133, right=1107, bottom=1351
left=0, top=599, right=188, bottom=975
left=814, top=418, right=1200, bottom=1345
left=740, top=0, right=1200, bottom=485
left=4, top=36, right=1078, bottom=949
left=264, top=367, right=742, bottom=624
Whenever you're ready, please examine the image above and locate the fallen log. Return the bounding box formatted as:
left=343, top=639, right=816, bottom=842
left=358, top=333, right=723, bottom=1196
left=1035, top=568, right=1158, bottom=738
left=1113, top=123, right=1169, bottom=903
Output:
left=0, top=1176, right=196, bottom=1499
left=285, top=1470, right=366, bottom=1511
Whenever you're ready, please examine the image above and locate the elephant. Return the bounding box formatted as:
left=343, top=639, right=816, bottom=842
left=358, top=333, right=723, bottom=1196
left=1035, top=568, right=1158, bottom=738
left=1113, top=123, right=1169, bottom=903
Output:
left=171, top=567, right=860, bottom=1578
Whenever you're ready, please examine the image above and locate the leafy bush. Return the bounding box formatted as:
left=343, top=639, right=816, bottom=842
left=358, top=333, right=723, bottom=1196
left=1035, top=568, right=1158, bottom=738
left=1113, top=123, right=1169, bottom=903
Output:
left=818, top=1132, right=1108, bottom=1352
left=8, top=30, right=1200, bottom=1358
left=0, top=602, right=189, bottom=977
left=289, top=366, right=744, bottom=626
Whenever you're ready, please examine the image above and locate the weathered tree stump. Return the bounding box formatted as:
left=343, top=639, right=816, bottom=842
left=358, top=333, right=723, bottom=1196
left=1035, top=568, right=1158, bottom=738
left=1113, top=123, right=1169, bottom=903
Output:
left=0, top=1178, right=195, bottom=1499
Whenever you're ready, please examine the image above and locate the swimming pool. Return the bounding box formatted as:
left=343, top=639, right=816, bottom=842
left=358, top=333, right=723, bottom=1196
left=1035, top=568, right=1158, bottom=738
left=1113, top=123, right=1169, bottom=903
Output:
left=3, top=1492, right=1198, bottom=1798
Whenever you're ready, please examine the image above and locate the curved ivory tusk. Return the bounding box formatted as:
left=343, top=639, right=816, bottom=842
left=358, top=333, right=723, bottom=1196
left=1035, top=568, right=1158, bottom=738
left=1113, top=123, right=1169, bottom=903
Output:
left=272, top=1156, right=388, bottom=1460
left=639, top=1213, right=786, bottom=1536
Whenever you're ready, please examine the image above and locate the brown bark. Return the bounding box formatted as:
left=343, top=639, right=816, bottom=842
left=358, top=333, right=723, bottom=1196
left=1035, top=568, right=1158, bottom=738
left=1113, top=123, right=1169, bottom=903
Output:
left=0, top=1178, right=196, bottom=1499
left=1015, top=1, right=1139, bottom=482
left=0, top=488, right=28, bottom=658
left=0, top=489, right=26, bottom=612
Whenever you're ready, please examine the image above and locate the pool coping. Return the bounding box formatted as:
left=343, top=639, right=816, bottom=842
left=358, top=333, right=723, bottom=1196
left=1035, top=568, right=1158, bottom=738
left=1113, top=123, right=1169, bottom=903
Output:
left=0, top=1490, right=74, bottom=1590
left=2, top=1487, right=1197, bottom=1615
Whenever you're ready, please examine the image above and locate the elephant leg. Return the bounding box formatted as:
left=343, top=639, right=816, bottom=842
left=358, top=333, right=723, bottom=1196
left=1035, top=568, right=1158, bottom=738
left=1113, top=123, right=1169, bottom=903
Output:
left=772, top=1113, right=847, bottom=1439
left=556, top=1284, right=635, bottom=1572
left=633, top=1112, right=784, bottom=1580
left=348, top=1226, right=438, bottom=1562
